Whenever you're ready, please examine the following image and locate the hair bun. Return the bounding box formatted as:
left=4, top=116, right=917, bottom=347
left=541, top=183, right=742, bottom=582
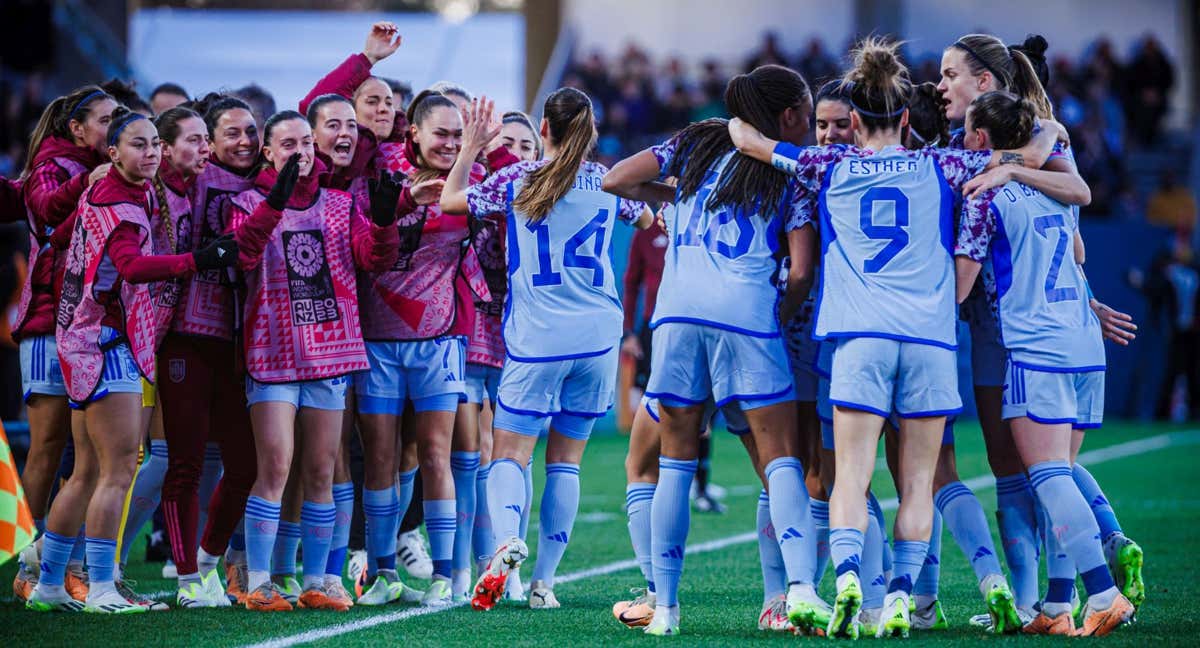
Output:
left=1019, top=34, right=1048, bottom=61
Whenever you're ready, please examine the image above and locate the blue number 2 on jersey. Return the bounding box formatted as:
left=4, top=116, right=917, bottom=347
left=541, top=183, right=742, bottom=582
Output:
left=526, top=209, right=609, bottom=288
left=1033, top=213, right=1079, bottom=303
left=859, top=186, right=909, bottom=273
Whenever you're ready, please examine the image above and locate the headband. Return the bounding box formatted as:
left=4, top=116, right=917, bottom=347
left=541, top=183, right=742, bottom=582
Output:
left=68, top=90, right=106, bottom=122
left=906, top=127, right=939, bottom=148
left=844, top=81, right=908, bottom=120
left=108, top=113, right=148, bottom=146
left=953, top=41, right=1007, bottom=83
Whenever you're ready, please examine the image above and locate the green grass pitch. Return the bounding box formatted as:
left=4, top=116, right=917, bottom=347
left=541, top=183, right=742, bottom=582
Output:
left=1, top=420, right=1196, bottom=646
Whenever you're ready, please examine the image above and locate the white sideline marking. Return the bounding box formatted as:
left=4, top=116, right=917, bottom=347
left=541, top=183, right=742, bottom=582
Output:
left=242, top=430, right=1197, bottom=648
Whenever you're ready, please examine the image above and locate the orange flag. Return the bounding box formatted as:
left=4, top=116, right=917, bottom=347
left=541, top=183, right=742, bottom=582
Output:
left=0, top=421, right=35, bottom=566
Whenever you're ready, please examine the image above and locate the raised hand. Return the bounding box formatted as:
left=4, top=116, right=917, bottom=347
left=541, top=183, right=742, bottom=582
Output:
left=461, top=97, right=501, bottom=157
left=411, top=178, right=446, bottom=206
left=363, top=21, right=402, bottom=65
left=266, top=154, right=301, bottom=211
left=367, top=171, right=404, bottom=226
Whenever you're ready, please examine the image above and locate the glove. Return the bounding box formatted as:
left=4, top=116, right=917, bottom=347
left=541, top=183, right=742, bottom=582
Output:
left=266, top=153, right=301, bottom=211
left=192, top=234, right=238, bottom=271
left=367, top=171, right=404, bottom=226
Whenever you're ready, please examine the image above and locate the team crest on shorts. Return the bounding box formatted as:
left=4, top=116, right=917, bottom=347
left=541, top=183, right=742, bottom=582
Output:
left=169, top=358, right=187, bottom=383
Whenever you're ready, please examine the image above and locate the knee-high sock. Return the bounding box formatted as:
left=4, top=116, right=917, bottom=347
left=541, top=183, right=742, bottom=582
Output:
left=935, top=481, right=1002, bottom=583
left=473, top=462, right=495, bottom=565
left=450, top=451, right=480, bottom=574
left=532, top=463, right=580, bottom=586
left=39, top=530, right=76, bottom=587
left=913, top=509, right=942, bottom=601
left=1029, top=461, right=1115, bottom=599
left=520, top=458, right=533, bottom=541
left=862, top=505, right=888, bottom=608
left=423, top=499, right=456, bottom=579
left=1071, top=463, right=1122, bottom=541
left=811, top=498, right=830, bottom=586
left=226, top=517, right=246, bottom=565
left=69, top=527, right=86, bottom=565
left=120, top=440, right=168, bottom=566
left=487, top=458, right=525, bottom=544
left=86, top=537, right=118, bottom=587
left=867, top=491, right=892, bottom=576
left=650, top=457, right=696, bottom=607
left=756, top=489, right=786, bottom=602
left=326, top=482, right=355, bottom=577
left=196, top=443, right=223, bottom=545
left=363, top=487, right=399, bottom=575
left=888, top=540, right=929, bottom=596
left=829, top=527, right=865, bottom=580
left=395, top=468, right=417, bottom=520
left=244, top=496, right=281, bottom=591
left=764, top=457, right=815, bottom=585
left=271, top=520, right=301, bottom=577
left=996, top=473, right=1040, bottom=609
left=1040, top=503, right=1077, bottom=615
left=300, top=501, right=336, bottom=589
left=626, top=482, right=657, bottom=592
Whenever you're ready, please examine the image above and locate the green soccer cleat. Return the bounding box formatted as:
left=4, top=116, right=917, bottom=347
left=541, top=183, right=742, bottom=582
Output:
left=272, top=575, right=302, bottom=605
left=356, top=569, right=409, bottom=606
left=644, top=606, right=681, bottom=636
left=985, top=581, right=1022, bottom=634
left=1106, top=533, right=1145, bottom=614
left=911, top=598, right=949, bottom=631
left=876, top=592, right=911, bottom=639
left=827, top=574, right=863, bottom=639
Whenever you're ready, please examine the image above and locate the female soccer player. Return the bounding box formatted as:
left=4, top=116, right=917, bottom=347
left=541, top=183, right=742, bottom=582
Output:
left=940, top=33, right=1143, bottom=618
left=148, top=106, right=258, bottom=608
left=13, top=85, right=115, bottom=603
left=441, top=90, right=651, bottom=611
left=28, top=107, right=238, bottom=613
left=604, top=64, right=824, bottom=636
left=463, top=110, right=542, bottom=600
left=955, top=90, right=1134, bottom=637
left=729, top=38, right=1061, bottom=638
left=228, top=112, right=399, bottom=612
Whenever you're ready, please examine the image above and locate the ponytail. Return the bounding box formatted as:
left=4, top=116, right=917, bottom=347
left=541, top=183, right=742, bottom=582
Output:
left=21, top=85, right=112, bottom=179
left=951, top=33, right=1055, bottom=120
left=668, top=64, right=810, bottom=218
left=844, top=37, right=912, bottom=133
left=513, top=88, right=594, bottom=222
left=151, top=174, right=177, bottom=253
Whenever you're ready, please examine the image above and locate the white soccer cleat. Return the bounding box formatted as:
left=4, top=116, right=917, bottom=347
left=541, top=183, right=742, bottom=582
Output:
left=398, top=530, right=434, bottom=580
left=26, top=584, right=85, bottom=612
left=528, top=580, right=560, bottom=609
left=757, top=594, right=793, bottom=632
left=876, top=591, right=912, bottom=638
left=644, top=605, right=681, bottom=636
left=421, top=577, right=454, bottom=607
left=471, top=537, right=529, bottom=611
left=199, top=569, right=232, bottom=608
left=85, top=588, right=148, bottom=614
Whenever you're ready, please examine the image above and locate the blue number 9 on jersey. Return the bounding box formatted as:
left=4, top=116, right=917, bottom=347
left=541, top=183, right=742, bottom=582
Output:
left=859, top=186, right=909, bottom=273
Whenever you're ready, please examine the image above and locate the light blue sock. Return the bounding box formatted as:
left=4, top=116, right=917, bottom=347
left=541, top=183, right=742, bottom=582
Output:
left=39, top=530, right=76, bottom=587
left=69, top=527, right=86, bottom=565
left=85, top=537, right=117, bottom=586
left=243, top=496, right=280, bottom=576
left=996, top=473, right=1039, bottom=609
left=936, top=481, right=1003, bottom=583
left=1040, top=504, right=1075, bottom=606
left=423, top=499, right=456, bottom=579
left=450, top=451, right=480, bottom=573
left=271, top=520, right=301, bottom=576
left=810, top=499, right=830, bottom=586
left=830, top=527, right=864, bottom=579
left=520, top=458, right=533, bottom=541
left=119, top=439, right=168, bottom=566
left=532, top=463, right=580, bottom=586
left=1029, top=460, right=1115, bottom=597
left=473, top=462, right=494, bottom=564
left=363, top=487, right=400, bottom=576
left=626, top=482, right=657, bottom=591
left=756, top=489, right=786, bottom=602
left=300, top=501, right=336, bottom=588
left=650, top=457, right=695, bottom=607
left=396, top=468, right=417, bottom=516
left=764, top=457, right=815, bottom=585
left=486, top=458, right=525, bottom=542
left=888, top=540, right=929, bottom=595
left=913, top=509, right=942, bottom=599
left=196, top=443, right=223, bottom=544
left=868, top=492, right=892, bottom=575
left=1072, top=463, right=1122, bottom=540
left=862, top=510, right=887, bottom=608
left=326, top=482, right=355, bottom=577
